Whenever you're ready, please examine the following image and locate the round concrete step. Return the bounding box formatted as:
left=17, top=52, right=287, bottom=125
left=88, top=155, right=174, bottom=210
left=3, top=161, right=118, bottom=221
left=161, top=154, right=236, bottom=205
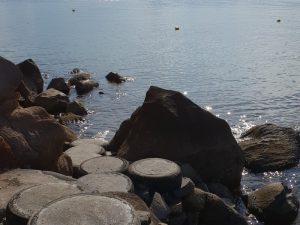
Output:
left=77, top=172, right=134, bottom=193
left=71, top=138, right=108, bottom=147
left=6, top=183, right=81, bottom=225
left=65, top=144, right=105, bottom=176
left=28, top=194, right=141, bottom=225
left=128, top=158, right=182, bottom=193
left=79, top=156, right=129, bottom=175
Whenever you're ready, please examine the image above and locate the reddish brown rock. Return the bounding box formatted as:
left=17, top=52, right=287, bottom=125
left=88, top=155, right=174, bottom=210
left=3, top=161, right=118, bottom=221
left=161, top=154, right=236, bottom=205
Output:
left=107, top=86, right=244, bottom=190
left=0, top=106, right=76, bottom=171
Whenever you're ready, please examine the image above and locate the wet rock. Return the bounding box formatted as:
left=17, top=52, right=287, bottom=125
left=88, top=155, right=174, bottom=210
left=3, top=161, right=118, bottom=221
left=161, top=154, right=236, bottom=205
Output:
left=207, top=182, right=235, bottom=202
left=75, top=79, right=99, bottom=95
left=66, top=100, right=87, bottom=116
left=128, top=158, right=182, bottom=193
left=0, top=169, right=75, bottom=219
left=6, top=183, right=81, bottom=225
left=68, top=72, right=91, bottom=86
left=239, top=123, right=300, bottom=173
left=47, top=78, right=70, bottom=95
left=34, top=89, right=69, bottom=114
left=108, top=86, right=244, bottom=190
left=106, top=72, right=126, bottom=84
left=182, top=188, right=248, bottom=225
left=77, top=172, right=134, bottom=193
left=79, top=156, right=128, bottom=175
left=57, top=112, right=83, bottom=125
left=247, top=182, right=299, bottom=225
left=0, top=56, right=23, bottom=102
left=28, top=194, right=141, bottom=225
left=17, top=59, right=43, bottom=94
left=0, top=106, right=76, bottom=171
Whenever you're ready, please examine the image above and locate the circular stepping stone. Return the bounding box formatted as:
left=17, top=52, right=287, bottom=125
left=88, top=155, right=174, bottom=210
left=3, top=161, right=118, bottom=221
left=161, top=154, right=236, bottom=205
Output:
left=28, top=194, right=141, bottom=225
left=128, top=158, right=182, bottom=193
left=65, top=144, right=105, bottom=176
left=77, top=172, right=134, bottom=193
left=79, top=156, right=129, bottom=175
left=6, top=183, right=81, bottom=225
left=71, top=138, right=108, bottom=147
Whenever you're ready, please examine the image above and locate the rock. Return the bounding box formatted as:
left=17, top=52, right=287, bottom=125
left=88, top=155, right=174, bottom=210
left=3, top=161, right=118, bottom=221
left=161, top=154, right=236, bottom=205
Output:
left=150, top=193, right=170, bottom=222
left=77, top=172, right=134, bottom=193
left=239, top=123, right=300, bottom=173
left=68, top=72, right=91, bottom=86
left=0, top=56, right=23, bottom=102
left=28, top=194, right=141, bottom=225
left=34, top=88, right=69, bottom=114
left=66, top=100, right=87, bottom=116
left=56, top=112, right=83, bottom=125
left=207, top=182, right=235, bottom=202
left=0, top=169, right=75, bottom=219
left=128, top=158, right=182, bottom=193
left=182, top=188, right=248, bottom=225
left=106, top=72, right=126, bottom=84
left=173, top=177, right=195, bottom=199
left=0, top=92, right=20, bottom=117
left=6, top=183, right=81, bottom=225
left=65, top=144, right=104, bottom=176
left=180, top=164, right=206, bottom=188
left=108, top=86, right=244, bottom=190
left=54, top=153, right=73, bottom=176
left=247, top=182, right=299, bottom=225
left=79, top=156, right=129, bottom=175
left=47, top=78, right=70, bottom=95
left=70, top=68, right=80, bottom=74
left=17, top=59, right=43, bottom=94
left=75, top=79, right=99, bottom=95
left=0, top=106, right=76, bottom=171
left=16, top=81, right=36, bottom=108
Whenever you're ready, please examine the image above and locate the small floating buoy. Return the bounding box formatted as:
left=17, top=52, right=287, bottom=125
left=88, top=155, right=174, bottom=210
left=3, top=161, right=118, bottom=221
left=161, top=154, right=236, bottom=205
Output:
left=72, top=9, right=75, bottom=12
left=277, top=19, right=281, bottom=23
left=175, top=26, right=180, bottom=31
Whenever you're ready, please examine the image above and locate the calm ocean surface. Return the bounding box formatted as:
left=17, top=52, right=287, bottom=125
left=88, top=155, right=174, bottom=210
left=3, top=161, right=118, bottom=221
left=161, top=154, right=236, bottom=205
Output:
left=1, top=0, right=300, bottom=223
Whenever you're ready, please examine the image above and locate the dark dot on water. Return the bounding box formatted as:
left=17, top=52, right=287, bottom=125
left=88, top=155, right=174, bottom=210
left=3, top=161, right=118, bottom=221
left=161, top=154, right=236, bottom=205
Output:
left=277, top=19, right=281, bottom=23
left=99, top=91, right=104, bottom=95
left=72, top=9, right=75, bottom=12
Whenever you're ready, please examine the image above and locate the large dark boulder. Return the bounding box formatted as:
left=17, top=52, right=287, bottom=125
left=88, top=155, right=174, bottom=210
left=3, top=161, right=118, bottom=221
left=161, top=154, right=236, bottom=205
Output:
left=0, top=56, right=23, bottom=102
left=75, top=80, right=99, bottom=95
left=239, top=124, right=300, bottom=173
left=107, top=86, right=244, bottom=190
left=17, top=59, right=43, bottom=94
left=246, top=182, right=299, bottom=225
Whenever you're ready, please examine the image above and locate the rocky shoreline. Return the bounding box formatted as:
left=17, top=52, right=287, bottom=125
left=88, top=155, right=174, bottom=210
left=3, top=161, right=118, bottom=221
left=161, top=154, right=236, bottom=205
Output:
left=0, top=56, right=299, bottom=225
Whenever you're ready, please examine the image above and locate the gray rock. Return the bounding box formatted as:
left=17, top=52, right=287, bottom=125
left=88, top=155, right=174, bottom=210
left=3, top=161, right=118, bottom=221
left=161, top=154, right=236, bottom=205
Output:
left=66, top=100, right=87, bottom=116
left=47, top=78, right=70, bottom=95
left=0, top=56, right=23, bottom=102
left=239, top=123, right=300, bottom=172
left=71, top=138, right=108, bottom=147
left=247, top=182, right=299, bottom=225
left=150, top=193, right=170, bottom=222
left=75, top=80, right=99, bottom=95
left=34, top=88, right=69, bottom=114
left=68, top=72, right=91, bottom=86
